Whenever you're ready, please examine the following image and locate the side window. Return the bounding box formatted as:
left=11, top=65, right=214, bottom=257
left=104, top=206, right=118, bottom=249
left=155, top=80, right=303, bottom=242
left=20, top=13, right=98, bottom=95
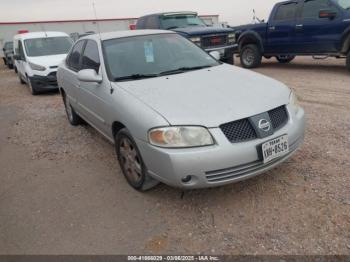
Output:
left=81, top=40, right=100, bottom=73
left=18, top=41, right=25, bottom=60
left=68, top=40, right=85, bottom=71
left=302, top=0, right=331, bottom=18
left=274, top=3, right=298, bottom=20
left=148, top=16, right=160, bottom=29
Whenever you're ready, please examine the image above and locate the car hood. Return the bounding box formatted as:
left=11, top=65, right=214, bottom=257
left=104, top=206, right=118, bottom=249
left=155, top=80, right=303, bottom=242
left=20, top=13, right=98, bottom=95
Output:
left=115, top=64, right=291, bottom=127
left=172, top=26, right=235, bottom=36
left=27, top=54, right=68, bottom=68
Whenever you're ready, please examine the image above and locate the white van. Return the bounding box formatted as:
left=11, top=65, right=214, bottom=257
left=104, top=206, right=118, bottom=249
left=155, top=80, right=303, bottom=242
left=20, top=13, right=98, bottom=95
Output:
left=14, top=32, right=73, bottom=95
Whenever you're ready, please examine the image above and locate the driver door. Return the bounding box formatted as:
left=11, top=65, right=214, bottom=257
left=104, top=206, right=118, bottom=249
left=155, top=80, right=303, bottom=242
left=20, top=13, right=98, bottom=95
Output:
left=266, top=1, right=299, bottom=54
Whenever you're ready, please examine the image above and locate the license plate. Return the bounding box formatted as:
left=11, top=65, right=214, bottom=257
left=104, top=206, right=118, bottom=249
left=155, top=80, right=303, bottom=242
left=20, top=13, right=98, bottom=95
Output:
left=262, top=135, right=289, bottom=163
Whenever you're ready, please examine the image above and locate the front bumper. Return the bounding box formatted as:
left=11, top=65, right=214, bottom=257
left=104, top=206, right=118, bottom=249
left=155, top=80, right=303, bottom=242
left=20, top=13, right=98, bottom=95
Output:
left=29, top=72, right=58, bottom=92
left=136, top=105, right=305, bottom=189
left=204, top=44, right=237, bottom=60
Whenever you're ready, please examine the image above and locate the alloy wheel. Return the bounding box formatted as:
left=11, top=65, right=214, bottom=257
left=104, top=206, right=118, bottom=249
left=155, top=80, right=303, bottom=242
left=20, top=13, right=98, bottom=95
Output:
left=119, top=137, right=143, bottom=185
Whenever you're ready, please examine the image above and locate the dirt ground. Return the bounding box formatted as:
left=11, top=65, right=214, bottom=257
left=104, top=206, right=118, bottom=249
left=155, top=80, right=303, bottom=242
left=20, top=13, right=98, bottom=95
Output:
left=0, top=57, right=349, bottom=255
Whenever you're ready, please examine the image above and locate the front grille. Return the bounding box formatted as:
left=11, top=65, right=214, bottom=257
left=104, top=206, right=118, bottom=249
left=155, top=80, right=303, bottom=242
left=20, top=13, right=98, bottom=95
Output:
left=220, top=106, right=289, bottom=143
left=201, top=34, right=228, bottom=48
left=220, top=119, right=257, bottom=143
left=47, top=72, right=57, bottom=85
left=205, top=137, right=302, bottom=183
left=269, top=106, right=289, bottom=130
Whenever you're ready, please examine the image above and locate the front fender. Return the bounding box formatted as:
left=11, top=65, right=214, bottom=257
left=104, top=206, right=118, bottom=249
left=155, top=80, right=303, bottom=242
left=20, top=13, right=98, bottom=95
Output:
left=237, top=30, right=264, bottom=53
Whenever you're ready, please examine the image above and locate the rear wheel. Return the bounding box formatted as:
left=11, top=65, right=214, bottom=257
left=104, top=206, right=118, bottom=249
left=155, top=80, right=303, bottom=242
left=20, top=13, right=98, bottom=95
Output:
left=8, top=63, right=14, bottom=69
left=240, top=44, right=262, bottom=68
left=115, top=128, right=159, bottom=191
left=346, top=51, right=350, bottom=71
left=63, top=93, right=83, bottom=126
left=276, top=55, right=295, bottom=64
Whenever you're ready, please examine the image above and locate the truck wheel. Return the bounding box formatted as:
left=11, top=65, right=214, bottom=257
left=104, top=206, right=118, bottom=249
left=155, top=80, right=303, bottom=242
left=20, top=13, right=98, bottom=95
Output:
left=240, top=44, right=262, bottom=68
left=276, top=55, right=295, bottom=64
left=8, top=63, right=14, bottom=69
left=115, top=128, right=159, bottom=191
left=346, top=51, right=350, bottom=71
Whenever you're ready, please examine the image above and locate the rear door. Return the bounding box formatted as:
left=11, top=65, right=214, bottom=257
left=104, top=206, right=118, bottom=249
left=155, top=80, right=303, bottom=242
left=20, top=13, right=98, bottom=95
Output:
left=266, top=1, right=299, bottom=54
left=295, top=0, right=343, bottom=53
left=63, top=40, right=86, bottom=109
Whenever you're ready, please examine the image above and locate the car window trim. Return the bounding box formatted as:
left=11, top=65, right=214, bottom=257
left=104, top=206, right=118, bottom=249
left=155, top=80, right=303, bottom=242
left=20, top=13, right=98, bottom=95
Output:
left=67, top=39, right=87, bottom=73
left=81, top=39, right=101, bottom=73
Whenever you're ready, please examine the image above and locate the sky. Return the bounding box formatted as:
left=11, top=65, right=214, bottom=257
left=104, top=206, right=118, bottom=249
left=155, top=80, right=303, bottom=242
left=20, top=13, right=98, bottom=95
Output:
left=0, top=0, right=281, bottom=26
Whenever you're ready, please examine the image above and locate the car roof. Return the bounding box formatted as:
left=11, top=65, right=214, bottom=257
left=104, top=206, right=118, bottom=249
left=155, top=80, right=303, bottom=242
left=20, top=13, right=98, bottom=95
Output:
left=81, top=29, right=175, bottom=41
left=13, top=31, right=69, bottom=40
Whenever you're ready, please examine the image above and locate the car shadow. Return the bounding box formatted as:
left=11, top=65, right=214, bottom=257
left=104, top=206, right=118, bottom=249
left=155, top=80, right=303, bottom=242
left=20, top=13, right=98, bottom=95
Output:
left=247, top=59, right=350, bottom=76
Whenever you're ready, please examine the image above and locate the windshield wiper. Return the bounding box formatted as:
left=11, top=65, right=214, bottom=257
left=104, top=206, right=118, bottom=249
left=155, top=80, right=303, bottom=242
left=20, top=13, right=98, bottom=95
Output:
left=159, top=65, right=213, bottom=76
left=114, top=74, right=159, bottom=81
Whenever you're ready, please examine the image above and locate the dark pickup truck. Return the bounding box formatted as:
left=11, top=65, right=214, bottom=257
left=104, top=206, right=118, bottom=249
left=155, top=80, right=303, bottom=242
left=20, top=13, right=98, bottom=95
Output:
left=2, top=41, right=14, bottom=69
left=234, top=0, right=350, bottom=70
left=136, top=12, right=237, bottom=64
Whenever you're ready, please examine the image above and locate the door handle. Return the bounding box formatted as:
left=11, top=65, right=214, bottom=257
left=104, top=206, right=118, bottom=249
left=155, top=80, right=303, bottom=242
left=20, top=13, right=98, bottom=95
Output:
left=295, top=24, right=303, bottom=29
left=269, top=26, right=276, bottom=31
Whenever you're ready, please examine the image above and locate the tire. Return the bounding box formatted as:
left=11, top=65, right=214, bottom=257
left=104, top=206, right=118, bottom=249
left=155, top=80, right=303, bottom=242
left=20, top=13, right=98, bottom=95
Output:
left=276, top=55, right=295, bottom=64
left=28, top=78, right=38, bottom=95
left=222, top=52, right=235, bottom=65
left=14, top=67, right=18, bottom=74
left=240, top=44, right=262, bottom=68
left=115, top=128, right=159, bottom=191
left=346, top=51, right=350, bottom=71
left=19, top=75, right=26, bottom=85
left=63, top=93, right=83, bottom=126
left=8, top=63, right=14, bottom=69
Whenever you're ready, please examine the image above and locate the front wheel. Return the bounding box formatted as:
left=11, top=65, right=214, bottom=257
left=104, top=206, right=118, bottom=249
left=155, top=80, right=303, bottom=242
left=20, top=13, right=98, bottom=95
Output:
left=28, top=78, right=38, bottom=95
left=276, top=55, right=295, bottom=64
left=240, top=44, right=262, bottom=68
left=115, top=128, right=159, bottom=191
left=346, top=51, right=350, bottom=71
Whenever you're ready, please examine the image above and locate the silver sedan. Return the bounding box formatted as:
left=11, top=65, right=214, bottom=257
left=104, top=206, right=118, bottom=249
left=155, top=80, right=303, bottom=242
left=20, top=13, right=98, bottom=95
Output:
left=57, top=30, right=305, bottom=191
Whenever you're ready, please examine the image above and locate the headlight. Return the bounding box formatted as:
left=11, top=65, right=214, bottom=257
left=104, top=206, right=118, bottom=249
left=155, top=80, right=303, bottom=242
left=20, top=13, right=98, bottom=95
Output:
left=289, top=91, right=300, bottom=113
left=149, top=126, right=214, bottom=148
left=228, top=33, right=236, bottom=43
left=189, top=37, right=201, bottom=46
left=28, top=61, right=46, bottom=71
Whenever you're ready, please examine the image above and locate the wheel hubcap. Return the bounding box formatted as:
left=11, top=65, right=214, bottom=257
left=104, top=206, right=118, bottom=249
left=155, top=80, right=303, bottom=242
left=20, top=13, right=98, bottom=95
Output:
left=243, top=49, right=255, bottom=66
left=119, top=138, right=142, bottom=184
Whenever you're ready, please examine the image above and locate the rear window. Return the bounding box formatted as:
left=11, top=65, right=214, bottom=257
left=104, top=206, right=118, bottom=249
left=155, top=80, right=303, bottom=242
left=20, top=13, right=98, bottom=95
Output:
left=274, top=3, right=298, bottom=20
left=302, top=0, right=331, bottom=18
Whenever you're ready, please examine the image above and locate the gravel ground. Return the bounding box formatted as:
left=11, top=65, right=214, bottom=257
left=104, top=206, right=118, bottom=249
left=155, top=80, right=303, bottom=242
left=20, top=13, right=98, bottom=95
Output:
left=0, top=57, right=349, bottom=255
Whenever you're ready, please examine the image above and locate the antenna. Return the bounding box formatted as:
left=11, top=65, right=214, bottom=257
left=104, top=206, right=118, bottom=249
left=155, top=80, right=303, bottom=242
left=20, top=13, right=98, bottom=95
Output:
left=92, top=2, right=102, bottom=40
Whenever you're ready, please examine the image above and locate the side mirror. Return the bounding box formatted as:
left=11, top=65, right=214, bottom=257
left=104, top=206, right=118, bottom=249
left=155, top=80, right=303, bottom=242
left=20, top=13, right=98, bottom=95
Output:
left=319, top=10, right=337, bottom=19
left=78, top=69, right=102, bottom=83
left=209, top=51, right=221, bottom=60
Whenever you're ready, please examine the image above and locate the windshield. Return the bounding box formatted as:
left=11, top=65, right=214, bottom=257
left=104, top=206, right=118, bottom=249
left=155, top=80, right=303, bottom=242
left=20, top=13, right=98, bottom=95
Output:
left=102, top=34, right=219, bottom=82
left=160, top=14, right=206, bottom=29
left=4, top=42, right=13, bottom=49
left=334, top=0, right=350, bottom=9
left=24, top=37, right=73, bottom=57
